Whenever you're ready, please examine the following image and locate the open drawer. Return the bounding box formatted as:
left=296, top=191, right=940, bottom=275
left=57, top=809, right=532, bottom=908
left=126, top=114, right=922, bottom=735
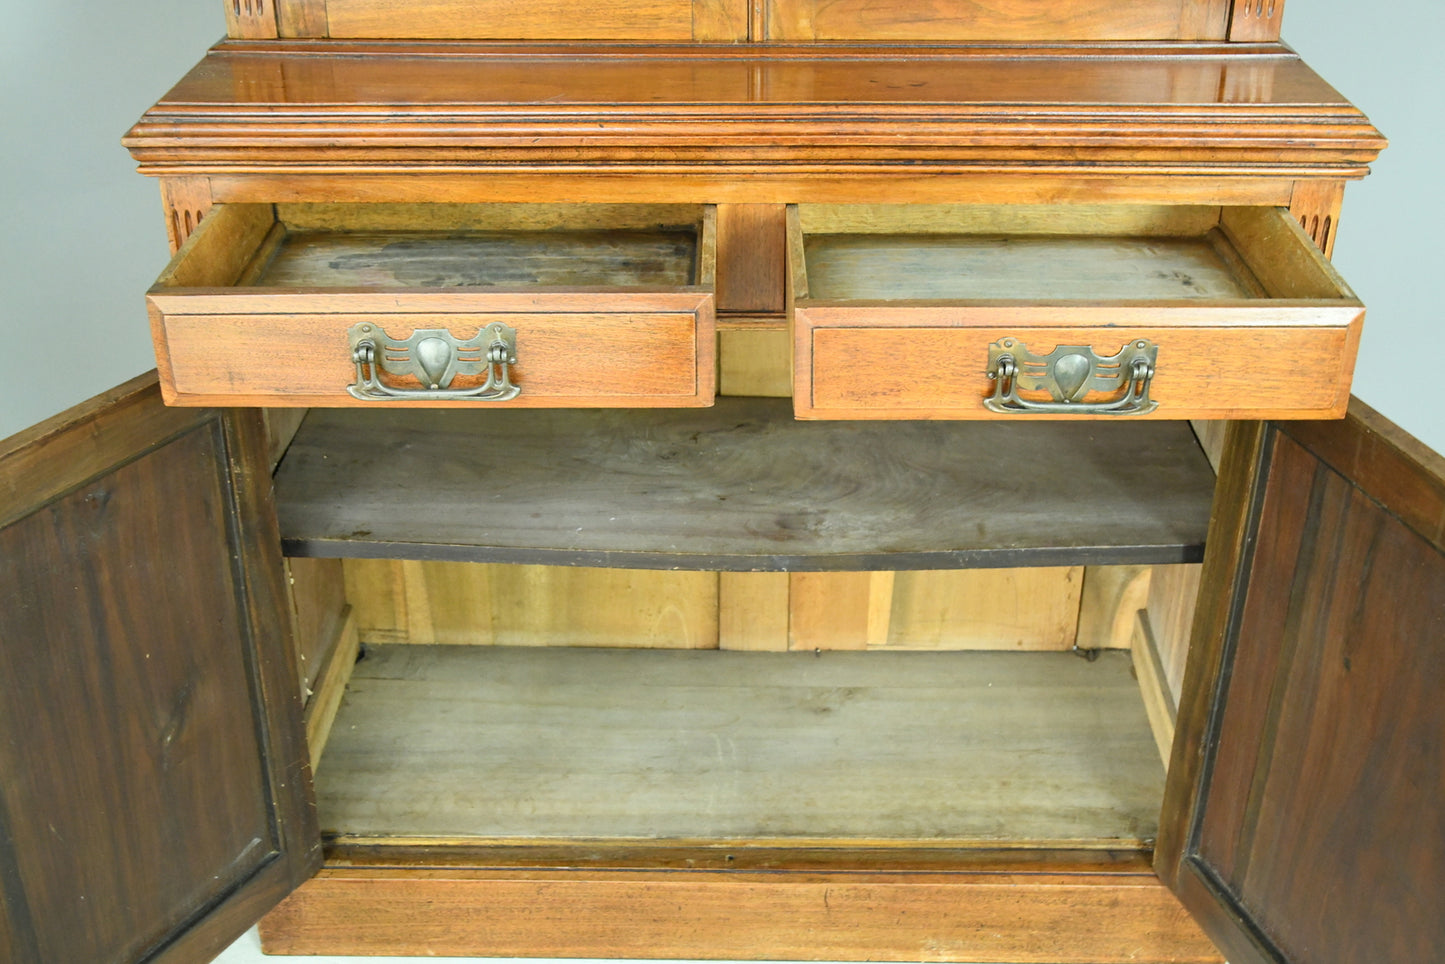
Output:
left=147, top=203, right=716, bottom=407
left=790, top=204, right=1364, bottom=420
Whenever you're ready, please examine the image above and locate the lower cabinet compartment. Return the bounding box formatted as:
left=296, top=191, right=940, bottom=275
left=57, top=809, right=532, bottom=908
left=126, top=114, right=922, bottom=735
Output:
left=260, top=403, right=1223, bottom=962
left=317, top=644, right=1164, bottom=846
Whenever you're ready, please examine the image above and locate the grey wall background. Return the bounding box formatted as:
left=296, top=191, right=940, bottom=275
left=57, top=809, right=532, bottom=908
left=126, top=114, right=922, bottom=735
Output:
left=0, top=2, right=1439, bottom=961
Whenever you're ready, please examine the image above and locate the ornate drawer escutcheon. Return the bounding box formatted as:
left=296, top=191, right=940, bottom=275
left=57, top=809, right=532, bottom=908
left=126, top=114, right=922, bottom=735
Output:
left=985, top=338, right=1158, bottom=415
left=348, top=322, right=520, bottom=402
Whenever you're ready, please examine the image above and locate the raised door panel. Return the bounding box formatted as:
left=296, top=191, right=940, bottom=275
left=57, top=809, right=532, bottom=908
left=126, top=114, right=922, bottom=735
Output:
left=766, top=0, right=1232, bottom=41
left=1158, top=401, right=1445, bottom=963
left=0, top=375, right=319, bottom=964
left=264, top=0, right=750, bottom=40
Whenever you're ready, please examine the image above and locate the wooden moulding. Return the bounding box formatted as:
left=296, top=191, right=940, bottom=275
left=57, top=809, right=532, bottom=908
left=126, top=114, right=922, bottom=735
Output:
left=790, top=203, right=1364, bottom=420
left=260, top=865, right=1220, bottom=962
left=205, top=172, right=1300, bottom=209
left=146, top=203, right=717, bottom=407
left=123, top=42, right=1384, bottom=182
left=274, top=398, right=1217, bottom=571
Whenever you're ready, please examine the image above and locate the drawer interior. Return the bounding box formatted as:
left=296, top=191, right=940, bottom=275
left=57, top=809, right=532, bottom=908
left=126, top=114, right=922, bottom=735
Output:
left=167, top=202, right=716, bottom=292
left=791, top=203, right=1353, bottom=304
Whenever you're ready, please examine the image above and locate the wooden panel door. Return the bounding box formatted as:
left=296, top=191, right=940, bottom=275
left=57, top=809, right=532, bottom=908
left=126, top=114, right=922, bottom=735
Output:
left=1158, top=401, right=1445, bottom=964
left=0, top=375, right=319, bottom=964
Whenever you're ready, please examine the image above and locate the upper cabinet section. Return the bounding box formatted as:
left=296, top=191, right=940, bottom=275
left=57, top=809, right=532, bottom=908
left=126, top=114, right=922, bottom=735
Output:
left=124, top=43, right=1383, bottom=186
left=226, top=0, right=1273, bottom=43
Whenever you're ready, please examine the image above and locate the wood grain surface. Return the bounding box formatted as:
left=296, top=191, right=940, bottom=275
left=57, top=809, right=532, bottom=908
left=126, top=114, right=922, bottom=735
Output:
left=1158, top=402, right=1445, bottom=964
left=0, top=378, right=318, bottom=964
left=253, top=229, right=699, bottom=288
left=800, top=319, right=1359, bottom=420
left=801, top=233, right=1264, bottom=302
left=1184, top=422, right=1445, bottom=964
left=262, top=864, right=1220, bottom=961
left=274, top=398, right=1216, bottom=569
left=314, top=645, right=1164, bottom=844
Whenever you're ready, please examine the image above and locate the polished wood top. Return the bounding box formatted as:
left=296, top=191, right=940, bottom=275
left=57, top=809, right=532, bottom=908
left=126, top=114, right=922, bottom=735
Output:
left=124, top=41, right=1384, bottom=181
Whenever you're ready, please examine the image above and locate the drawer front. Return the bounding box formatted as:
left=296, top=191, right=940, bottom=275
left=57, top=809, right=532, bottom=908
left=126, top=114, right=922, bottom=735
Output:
left=149, top=293, right=714, bottom=408
left=796, top=307, right=1363, bottom=421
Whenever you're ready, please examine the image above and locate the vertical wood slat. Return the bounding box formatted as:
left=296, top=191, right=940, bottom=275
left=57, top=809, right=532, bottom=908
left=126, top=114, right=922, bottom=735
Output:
left=225, top=0, right=279, bottom=38
left=789, top=568, right=1085, bottom=652
left=1156, top=420, right=1267, bottom=889
left=692, top=0, right=749, bottom=40
left=718, top=325, right=791, bottom=397
left=1146, top=562, right=1204, bottom=704
left=1131, top=609, right=1179, bottom=766
left=1074, top=566, right=1152, bottom=652
left=1288, top=180, right=1347, bottom=258
left=715, top=204, right=787, bottom=315
left=304, top=608, right=361, bottom=773
left=1227, top=0, right=1285, bottom=42
left=787, top=571, right=875, bottom=650
left=276, top=0, right=330, bottom=37
left=286, top=556, right=347, bottom=696
left=718, top=571, right=789, bottom=650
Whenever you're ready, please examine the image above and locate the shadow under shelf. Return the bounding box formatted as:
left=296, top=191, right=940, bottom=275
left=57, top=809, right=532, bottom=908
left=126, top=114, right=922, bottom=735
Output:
left=274, top=397, right=1215, bottom=571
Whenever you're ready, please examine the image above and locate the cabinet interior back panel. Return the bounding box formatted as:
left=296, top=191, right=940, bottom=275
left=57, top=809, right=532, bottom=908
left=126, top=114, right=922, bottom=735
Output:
left=252, top=230, right=699, bottom=289
left=802, top=232, right=1264, bottom=302
left=316, top=645, right=1164, bottom=845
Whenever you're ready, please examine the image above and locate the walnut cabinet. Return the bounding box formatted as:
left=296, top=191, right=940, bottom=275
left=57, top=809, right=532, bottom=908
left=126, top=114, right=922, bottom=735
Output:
left=3, top=3, right=1442, bottom=964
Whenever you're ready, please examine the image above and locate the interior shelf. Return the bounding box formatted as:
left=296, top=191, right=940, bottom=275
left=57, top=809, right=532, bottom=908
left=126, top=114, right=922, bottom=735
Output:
left=275, top=397, right=1215, bottom=570
left=316, top=645, right=1164, bottom=847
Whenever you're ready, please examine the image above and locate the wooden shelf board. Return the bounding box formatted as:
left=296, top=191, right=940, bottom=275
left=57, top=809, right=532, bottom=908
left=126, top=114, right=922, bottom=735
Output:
left=275, top=398, right=1215, bottom=570
left=315, top=645, right=1165, bottom=845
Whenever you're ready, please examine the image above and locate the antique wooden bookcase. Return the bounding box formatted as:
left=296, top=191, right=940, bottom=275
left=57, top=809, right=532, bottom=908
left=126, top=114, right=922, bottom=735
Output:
left=2, top=2, right=1442, bottom=963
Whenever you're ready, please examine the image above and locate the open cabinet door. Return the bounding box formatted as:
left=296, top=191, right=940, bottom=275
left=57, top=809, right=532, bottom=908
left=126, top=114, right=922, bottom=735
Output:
left=0, top=375, right=320, bottom=964
left=1157, top=400, right=1444, bottom=964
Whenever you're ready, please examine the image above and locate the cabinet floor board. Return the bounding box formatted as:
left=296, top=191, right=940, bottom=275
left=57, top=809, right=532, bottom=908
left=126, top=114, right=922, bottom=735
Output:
left=316, top=644, right=1164, bottom=845
left=276, top=398, right=1216, bottom=570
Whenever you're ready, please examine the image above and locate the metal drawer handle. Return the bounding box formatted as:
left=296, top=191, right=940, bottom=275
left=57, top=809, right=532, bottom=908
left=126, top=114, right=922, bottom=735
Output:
left=347, top=322, right=520, bottom=402
left=984, top=338, right=1158, bottom=415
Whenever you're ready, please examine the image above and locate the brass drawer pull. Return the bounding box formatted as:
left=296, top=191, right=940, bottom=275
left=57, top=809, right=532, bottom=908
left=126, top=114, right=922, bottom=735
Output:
left=347, top=323, right=520, bottom=402
left=984, top=338, right=1158, bottom=415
